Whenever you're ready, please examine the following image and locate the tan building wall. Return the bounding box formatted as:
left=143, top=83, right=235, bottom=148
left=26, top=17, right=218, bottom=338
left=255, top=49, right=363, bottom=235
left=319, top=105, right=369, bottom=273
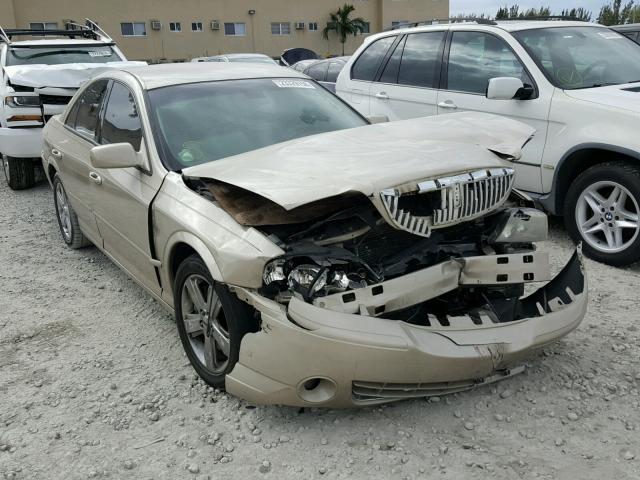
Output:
left=1, top=0, right=448, bottom=61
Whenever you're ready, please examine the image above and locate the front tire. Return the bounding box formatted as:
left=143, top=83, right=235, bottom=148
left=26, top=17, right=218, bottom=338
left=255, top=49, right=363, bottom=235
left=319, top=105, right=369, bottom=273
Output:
left=174, top=255, right=257, bottom=388
left=53, top=174, right=90, bottom=249
left=2, top=155, right=35, bottom=190
left=564, top=162, right=640, bottom=266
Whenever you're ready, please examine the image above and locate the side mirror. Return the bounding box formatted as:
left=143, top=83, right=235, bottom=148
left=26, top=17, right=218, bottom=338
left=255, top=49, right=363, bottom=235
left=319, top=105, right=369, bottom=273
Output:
left=486, top=77, right=525, bottom=100
left=90, top=143, right=142, bottom=169
left=366, top=114, right=389, bottom=124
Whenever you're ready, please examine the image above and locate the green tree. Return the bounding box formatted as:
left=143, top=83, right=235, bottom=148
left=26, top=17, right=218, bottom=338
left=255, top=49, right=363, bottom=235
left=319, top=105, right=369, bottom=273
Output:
left=561, top=7, right=593, bottom=21
left=598, top=0, right=635, bottom=25
left=322, top=4, right=367, bottom=55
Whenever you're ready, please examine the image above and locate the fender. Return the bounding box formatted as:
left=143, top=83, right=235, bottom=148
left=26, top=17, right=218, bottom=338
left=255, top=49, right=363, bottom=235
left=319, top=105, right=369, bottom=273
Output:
left=538, top=142, right=640, bottom=215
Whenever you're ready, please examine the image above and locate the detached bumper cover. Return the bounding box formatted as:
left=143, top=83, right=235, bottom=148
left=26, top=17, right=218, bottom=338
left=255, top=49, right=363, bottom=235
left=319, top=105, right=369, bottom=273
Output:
left=227, top=249, right=587, bottom=408
left=0, top=127, right=43, bottom=158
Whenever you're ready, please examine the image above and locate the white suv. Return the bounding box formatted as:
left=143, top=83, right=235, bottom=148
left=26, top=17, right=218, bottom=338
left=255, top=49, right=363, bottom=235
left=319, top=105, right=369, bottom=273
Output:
left=337, top=20, right=640, bottom=266
left=0, top=20, right=143, bottom=190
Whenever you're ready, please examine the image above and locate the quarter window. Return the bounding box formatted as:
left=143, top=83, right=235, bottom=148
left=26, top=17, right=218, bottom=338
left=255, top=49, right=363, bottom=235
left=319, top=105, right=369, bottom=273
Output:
left=397, top=31, right=445, bottom=88
left=169, top=22, right=182, bottom=32
left=351, top=35, right=396, bottom=81
left=100, top=82, right=143, bottom=151
left=271, top=22, right=291, bottom=35
left=69, top=80, right=108, bottom=141
left=191, top=22, right=203, bottom=32
left=224, top=23, right=246, bottom=36
left=121, top=22, right=146, bottom=37
left=447, top=31, right=531, bottom=94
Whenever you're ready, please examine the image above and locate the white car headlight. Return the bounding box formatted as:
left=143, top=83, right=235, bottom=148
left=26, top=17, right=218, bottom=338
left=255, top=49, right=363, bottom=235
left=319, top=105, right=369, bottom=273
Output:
left=5, top=95, right=40, bottom=108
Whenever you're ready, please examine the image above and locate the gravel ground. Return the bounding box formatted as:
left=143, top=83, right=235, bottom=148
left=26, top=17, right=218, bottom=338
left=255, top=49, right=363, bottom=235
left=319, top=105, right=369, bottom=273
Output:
left=1, top=179, right=639, bottom=480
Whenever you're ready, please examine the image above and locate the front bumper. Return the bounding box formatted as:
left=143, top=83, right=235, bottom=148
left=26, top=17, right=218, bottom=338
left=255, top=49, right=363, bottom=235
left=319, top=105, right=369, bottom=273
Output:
left=0, top=127, right=43, bottom=158
left=227, top=249, right=587, bottom=408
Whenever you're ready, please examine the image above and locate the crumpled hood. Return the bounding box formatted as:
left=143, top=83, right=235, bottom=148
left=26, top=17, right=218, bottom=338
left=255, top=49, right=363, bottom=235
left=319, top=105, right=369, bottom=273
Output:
left=183, top=112, right=535, bottom=210
left=564, top=83, right=640, bottom=114
left=3, top=61, right=147, bottom=89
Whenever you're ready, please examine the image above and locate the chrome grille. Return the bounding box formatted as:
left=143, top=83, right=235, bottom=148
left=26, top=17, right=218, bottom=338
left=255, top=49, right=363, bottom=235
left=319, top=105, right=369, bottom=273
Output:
left=380, top=168, right=515, bottom=237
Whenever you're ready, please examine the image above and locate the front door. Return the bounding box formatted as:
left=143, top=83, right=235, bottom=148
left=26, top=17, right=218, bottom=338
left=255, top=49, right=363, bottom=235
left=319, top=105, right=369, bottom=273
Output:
left=437, top=30, right=551, bottom=192
left=368, top=31, right=446, bottom=121
left=90, top=81, right=163, bottom=294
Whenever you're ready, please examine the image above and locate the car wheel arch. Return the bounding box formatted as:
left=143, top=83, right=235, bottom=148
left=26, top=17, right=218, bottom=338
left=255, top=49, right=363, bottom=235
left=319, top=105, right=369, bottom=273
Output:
left=552, top=143, right=640, bottom=214
left=164, top=232, right=224, bottom=293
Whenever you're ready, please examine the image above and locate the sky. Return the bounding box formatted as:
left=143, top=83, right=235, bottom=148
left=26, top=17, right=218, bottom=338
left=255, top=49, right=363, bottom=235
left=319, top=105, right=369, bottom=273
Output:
left=450, top=0, right=610, bottom=17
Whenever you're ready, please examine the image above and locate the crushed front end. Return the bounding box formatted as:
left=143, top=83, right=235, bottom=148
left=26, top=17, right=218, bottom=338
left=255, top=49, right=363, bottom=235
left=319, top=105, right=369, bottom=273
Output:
left=189, top=166, right=588, bottom=408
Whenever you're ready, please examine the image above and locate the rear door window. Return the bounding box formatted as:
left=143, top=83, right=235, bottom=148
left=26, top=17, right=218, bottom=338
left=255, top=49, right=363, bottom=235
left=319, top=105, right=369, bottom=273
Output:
left=397, top=31, right=446, bottom=88
left=379, top=37, right=406, bottom=84
left=351, top=35, right=396, bottom=81
left=100, top=82, right=143, bottom=151
left=71, top=79, right=109, bottom=141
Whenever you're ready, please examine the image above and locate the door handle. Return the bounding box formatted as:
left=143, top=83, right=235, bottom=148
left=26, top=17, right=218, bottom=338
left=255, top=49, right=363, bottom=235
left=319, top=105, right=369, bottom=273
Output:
left=89, top=171, right=102, bottom=185
left=438, top=100, right=458, bottom=110
left=375, top=92, right=390, bottom=100
left=51, top=148, right=62, bottom=159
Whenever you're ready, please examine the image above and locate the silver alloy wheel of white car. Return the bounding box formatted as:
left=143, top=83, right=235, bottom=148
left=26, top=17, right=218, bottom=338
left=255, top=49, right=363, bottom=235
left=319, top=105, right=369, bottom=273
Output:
left=180, top=274, right=230, bottom=374
left=55, top=181, right=72, bottom=242
left=576, top=180, right=640, bottom=253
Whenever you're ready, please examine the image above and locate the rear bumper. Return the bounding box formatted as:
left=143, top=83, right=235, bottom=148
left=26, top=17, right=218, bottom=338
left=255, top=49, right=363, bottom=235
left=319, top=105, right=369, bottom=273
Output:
left=226, top=249, right=587, bottom=408
left=0, top=127, right=43, bottom=158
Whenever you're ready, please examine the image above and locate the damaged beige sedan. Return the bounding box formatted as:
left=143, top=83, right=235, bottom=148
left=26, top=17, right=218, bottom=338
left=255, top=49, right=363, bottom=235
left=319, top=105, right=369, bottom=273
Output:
left=42, top=64, right=587, bottom=407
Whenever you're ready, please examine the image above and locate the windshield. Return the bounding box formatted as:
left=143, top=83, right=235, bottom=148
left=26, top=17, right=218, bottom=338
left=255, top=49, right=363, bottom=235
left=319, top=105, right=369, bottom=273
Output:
left=7, top=45, right=121, bottom=66
left=148, top=78, right=368, bottom=170
left=513, top=27, right=640, bottom=89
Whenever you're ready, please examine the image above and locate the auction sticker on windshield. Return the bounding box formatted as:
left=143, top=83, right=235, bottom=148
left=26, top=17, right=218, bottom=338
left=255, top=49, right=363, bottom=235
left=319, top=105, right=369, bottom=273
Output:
left=88, top=50, right=112, bottom=57
left=272, top=79, right=315, bottom=89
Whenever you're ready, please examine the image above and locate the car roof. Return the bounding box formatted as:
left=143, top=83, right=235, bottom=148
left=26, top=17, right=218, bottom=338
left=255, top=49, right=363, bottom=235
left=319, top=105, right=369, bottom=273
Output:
left=115, top=62, right=305, bottom=90
left=7, top=39, right=112, bottom=47
left=220, top=53, right=271, bottom=58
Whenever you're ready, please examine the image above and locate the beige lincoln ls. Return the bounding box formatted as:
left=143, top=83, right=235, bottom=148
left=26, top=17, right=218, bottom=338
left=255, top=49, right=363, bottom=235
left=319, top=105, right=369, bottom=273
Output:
left=41, top=63, right=587, bottom=408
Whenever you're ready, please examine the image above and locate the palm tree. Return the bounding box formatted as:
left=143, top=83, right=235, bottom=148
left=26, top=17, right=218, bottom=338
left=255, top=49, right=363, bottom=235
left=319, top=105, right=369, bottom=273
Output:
left=323, top=4, right=367, bottom=56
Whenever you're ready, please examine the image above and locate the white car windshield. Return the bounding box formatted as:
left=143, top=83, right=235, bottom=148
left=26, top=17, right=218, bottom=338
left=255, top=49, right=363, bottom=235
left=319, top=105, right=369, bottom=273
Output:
left=148, top=78, right=368, bottom=170
left=7, top=45, right=120, bottom=65
left=513, top=26, right=640, bottom=89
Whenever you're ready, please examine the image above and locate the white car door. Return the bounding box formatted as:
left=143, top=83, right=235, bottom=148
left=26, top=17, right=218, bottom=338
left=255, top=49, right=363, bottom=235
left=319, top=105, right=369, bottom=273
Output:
left=437, top=30, right=551, bottom=193
left=336, top=35, right=398, bottom=116
left=368, top=30, right=447, bottom=121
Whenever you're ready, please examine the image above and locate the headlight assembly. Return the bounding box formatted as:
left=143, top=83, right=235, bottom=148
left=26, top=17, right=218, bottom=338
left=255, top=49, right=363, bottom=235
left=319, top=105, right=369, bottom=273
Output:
left=4, top=95, right=40, bottom=108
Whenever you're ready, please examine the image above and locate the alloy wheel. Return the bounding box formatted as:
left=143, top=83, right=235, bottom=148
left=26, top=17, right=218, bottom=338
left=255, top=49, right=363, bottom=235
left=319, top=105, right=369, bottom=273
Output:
left=576, top=181, right=640, bottom=253
left=180, top=274, right=230, bottom=374
left=55, top=182, right=72, bottom=242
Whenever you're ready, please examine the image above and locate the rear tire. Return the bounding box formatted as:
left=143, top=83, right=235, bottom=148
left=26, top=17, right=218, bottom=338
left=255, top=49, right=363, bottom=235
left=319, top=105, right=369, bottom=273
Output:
left=564, top=161, right=640, bottom=266
left=53, top=174, right=90, bottom=249
left=2, top=155, right=35, bottom=190
left=174, top=254, right=258, bottom=388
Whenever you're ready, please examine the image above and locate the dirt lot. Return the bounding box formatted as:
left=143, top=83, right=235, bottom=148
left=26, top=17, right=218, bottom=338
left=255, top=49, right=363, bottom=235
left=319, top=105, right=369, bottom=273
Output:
left=1, top=179, right=639, bottom=480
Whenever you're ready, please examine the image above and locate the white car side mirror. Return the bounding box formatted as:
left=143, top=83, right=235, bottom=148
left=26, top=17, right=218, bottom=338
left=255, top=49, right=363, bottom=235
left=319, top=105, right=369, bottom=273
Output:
left=486, top=77, right=525, bottom=100
left=90, top=143, right=142, bottom=169
left=366, top=114, right=389, bottom=124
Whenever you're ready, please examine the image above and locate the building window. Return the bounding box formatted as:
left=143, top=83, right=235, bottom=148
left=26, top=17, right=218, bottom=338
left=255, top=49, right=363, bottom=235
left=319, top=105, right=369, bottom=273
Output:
left=191, top=22, right=203, bottom=32
left=121, top=22, right=147, bottom=37
left=361, top=22, right=370, bottom=34
left=224, top=23, right=246, bottom=36
left=391, top=21, right=409, bottom=29
left=308, top=22, right=318, bottom=31
left=29, top=22, right=58, bottom=30
left=169, top=22, right=182, bottom=32
left=271, top=22, right=291, bottom=35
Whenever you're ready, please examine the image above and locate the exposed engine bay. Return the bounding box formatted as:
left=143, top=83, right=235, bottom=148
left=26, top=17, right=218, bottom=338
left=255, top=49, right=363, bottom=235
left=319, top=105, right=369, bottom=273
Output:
left=185, top=175, right=566, bottom=326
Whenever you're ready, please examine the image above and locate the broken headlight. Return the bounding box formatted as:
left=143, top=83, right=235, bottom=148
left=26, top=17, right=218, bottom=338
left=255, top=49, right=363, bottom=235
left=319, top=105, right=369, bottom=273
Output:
left=4, top=95, right=40, bottom=108
left=263, top=258, right=369, bottom=301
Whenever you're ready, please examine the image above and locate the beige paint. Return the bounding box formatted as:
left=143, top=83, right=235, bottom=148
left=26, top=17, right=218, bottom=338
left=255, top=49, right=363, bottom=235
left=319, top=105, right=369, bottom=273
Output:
left=2, top=0, right=448, bottom=61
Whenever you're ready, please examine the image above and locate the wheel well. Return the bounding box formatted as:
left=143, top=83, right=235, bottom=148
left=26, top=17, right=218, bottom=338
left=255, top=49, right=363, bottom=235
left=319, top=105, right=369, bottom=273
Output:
left=47, top=164, right=57, bottom=182
left=169, top=242, right=199, bottom=288
left=555, top=148, right=639, bottom=213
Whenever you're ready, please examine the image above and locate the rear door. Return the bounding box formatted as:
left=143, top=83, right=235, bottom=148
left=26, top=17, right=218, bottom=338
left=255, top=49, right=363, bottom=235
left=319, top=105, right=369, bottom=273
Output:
left=369, top=30, right=447, bottom=120
left=336, top=35, right=397, bottom=115
left=437, top=30, right=551, bottom=192
left=52, top=79, right=109, bottom=243
left=91, top=80, right=163, bottom=294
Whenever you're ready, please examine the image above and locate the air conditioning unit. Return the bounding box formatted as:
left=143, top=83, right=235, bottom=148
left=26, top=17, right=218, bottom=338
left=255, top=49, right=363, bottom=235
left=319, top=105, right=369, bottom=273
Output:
left=151, top=20, right=162, bottom=30
left=211, top=20, right=221, bottom=30
left=295, top=22, right=306, bottom=30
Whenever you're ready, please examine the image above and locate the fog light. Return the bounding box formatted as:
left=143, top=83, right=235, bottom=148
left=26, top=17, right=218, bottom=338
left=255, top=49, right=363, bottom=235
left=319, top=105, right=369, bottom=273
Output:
left=297, top=377, right=337, bottom=403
